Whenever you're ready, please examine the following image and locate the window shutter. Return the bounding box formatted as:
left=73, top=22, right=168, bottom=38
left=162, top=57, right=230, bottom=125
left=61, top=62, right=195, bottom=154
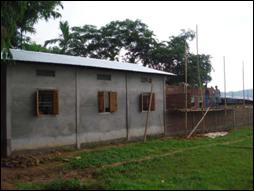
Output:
left=35, top=90, right=40, bottom=116
left=140, top=94, right=143, bottom=112
left=98, top=91, right=104, bottom=112
left=151, top=93, right=155, bottom=111
left=109, top=92, right=117, bottom=112
left=52, top=90, right=59, bottom=115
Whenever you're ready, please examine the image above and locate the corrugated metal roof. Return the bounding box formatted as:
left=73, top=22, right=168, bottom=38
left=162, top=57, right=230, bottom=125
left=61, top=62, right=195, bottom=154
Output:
left=224, top=95, right=253, bottom=101
left=5, top=49, right=175, bottom=76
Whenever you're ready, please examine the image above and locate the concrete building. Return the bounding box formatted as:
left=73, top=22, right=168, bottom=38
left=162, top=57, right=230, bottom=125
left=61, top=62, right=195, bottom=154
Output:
left=1, top=49, right=174, bottom=156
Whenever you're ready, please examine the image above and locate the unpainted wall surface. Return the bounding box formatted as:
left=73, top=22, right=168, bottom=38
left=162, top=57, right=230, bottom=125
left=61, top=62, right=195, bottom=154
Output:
left=77, top=68, right=126, bottom=143
left=6, top=62, right=165, bottom=152
left=127, top=73, right=164, bottom=138
left=8, top=63, right=77, bottom=150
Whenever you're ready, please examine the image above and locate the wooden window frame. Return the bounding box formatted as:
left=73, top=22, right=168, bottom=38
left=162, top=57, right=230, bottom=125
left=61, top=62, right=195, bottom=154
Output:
left=98, top=91, right=117, bottom=113
left=35, top=89, right=59, bottom=116
left=140, top=92, right=155, bottom=112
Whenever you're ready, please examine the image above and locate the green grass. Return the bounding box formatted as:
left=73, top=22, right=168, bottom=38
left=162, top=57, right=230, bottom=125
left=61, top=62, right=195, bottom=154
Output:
left=16, top=182, right=42, bottom=190
left=16, top=127, right=253, bottom=190
left=67, top=127, right=252, bottom=169
left=44, top=178, right=83, bottom=190
left=97, top=138, right=253, bottom=190
left=16, top=178, right=84, bottom=190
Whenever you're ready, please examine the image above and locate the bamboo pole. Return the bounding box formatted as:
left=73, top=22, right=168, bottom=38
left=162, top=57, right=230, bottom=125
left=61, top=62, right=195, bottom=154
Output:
left=223, top=56, right=227, bottom=116
left=125, top=72, right=129, bottom=140
left=196, top=25, right=202, bottom=107
left=75, top=68, right=80, bottom=149
left=144, top=81, right=153, bottom=142
left=187, top=107, right=210, bottom=138
left=242, top=61, right=245, bottom=107
left=196, top=24, right=205, bottom=131
left=233, top=109, right=236, bottom=128
left=249, top=107, right=252, bottom=125
left=185, top=41, right=188, bottom=131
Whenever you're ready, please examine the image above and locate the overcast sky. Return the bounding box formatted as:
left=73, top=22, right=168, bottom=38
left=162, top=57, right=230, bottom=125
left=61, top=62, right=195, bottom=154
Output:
left=29, top=1, right=253, bottom=92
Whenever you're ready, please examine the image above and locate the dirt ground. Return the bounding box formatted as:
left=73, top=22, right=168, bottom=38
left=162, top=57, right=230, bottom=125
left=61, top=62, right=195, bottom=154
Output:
left=1, top=141, right=133, bottom=190
left=1, top=146, right=103, bottom=190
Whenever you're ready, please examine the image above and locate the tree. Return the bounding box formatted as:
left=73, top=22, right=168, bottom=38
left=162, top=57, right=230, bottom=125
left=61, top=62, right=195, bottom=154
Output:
left=99, top=19, right=156, bottom=64
left=69, top=25, right=103, bottom=58
left=187, top=54, right=212, bottom=86
left=11, top=25, right=36, bottom=49
left=65, top=19, right=157, bottom=62
left=23, top=42, right=51, bottom=53
left=44, top=21, right=73, bottom=54
left=146, top=30, right=212, bottom=86
left=43, top=19, right=212, bottom=86
left=1, top=1, right=62, bottom=57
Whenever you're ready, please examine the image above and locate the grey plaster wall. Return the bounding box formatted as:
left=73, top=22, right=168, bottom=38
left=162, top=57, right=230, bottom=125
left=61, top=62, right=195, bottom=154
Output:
left=127, top=73, right=164, bottom=138
left=6, top=62, right=165, bottom=152
left=77, top=68, right=127, bottom=143
left=9, top=62, right=76, bottom=150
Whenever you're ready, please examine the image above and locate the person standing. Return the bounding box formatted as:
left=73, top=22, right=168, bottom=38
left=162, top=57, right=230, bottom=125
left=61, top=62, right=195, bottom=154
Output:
left=215, top=85, right=221, bottom=107
left=210, top=86, right=216, bottom=107
left=204, top=84, right=210, bottom=108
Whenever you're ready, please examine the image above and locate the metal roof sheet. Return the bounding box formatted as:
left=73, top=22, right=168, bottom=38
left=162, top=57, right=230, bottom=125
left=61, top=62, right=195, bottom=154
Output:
left=5, top=49, right=175, bottom=76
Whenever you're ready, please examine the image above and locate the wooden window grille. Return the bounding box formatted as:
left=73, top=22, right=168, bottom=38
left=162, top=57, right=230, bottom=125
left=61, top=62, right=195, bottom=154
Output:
left=140, top=93, right=155, bottom=112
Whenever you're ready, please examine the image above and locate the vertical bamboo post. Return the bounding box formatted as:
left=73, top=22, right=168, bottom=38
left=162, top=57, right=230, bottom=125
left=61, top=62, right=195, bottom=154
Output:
left=223, top=56, right=227, bottom=128
left=144, top=81, right=153, bottom=142
left=75, top=68, right=80, bottom=149
left=242, top=61, right=245, bottom=107
left=196, top=24, right=205, bottom=131
left=163, top=76, right=166, bottom=136
left=185, top=41, right=188, bottom=132
left=247, top=107, right=251, bottom=125
left=233, top=109, right=236, bottom=128
left=125, top=72, right=129, bottom=140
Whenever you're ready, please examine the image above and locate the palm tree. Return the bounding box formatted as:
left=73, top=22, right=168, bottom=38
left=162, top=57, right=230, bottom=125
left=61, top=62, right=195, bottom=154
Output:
left=44, top=21, right=72, bottom=54
left=12, top=23, right=36, bottom=49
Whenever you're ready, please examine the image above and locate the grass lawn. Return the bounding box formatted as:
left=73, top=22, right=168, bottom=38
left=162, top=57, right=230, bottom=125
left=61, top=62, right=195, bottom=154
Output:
left=16, top=127, right=253, bottom=190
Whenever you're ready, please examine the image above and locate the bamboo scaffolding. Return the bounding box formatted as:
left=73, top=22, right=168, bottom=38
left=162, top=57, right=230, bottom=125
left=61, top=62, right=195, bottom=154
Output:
left=185, top=41, right=188, bottom=131
left=144, top=81, right=153, bottom=142
left=187, top=107, right=210, bottom=138
left=242, top=61, right=245, bottom=107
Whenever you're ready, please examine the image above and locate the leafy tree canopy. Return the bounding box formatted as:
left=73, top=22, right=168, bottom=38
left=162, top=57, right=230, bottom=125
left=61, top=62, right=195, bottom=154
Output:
left=44, top=19, right=212, bottom=86
left=1, top=1, right=63, bottom=57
